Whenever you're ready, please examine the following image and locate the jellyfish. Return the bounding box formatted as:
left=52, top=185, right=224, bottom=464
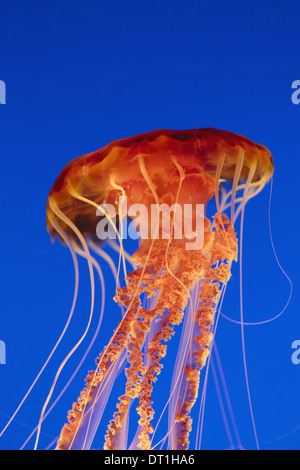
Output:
left=43, top=128, right=273, bottom=450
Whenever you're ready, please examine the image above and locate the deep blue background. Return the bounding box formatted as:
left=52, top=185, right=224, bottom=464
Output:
left=0, top=0, right=299, bottom=450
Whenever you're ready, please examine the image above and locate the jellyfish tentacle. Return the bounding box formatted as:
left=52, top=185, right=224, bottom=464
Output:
left=136, top=265, right=190, bottom=449
left=108, top=174, right=128, bottom=284
left=237, top=161, right=260, bottom=450
left=57, top=187, right=163, bottom=449
left=214, top=151, right=226, bottom=214
left=103, top=241, right=184, bottom=449
left=133, top=156, right=191, bottom=449
left=34, top=197, right=97, bottom=450
left=167, top=214, right=237, bottom=449
left=149, top=281, right=202, bottom=451
left=230, top=149, right=245, bottom=225
left=0, top=210, right=80, bottom=447
left=20, top=242, right=107, bottom=450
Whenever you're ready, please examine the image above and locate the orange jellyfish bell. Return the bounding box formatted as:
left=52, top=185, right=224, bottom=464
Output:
left=45, top=128, right=273, bottom=450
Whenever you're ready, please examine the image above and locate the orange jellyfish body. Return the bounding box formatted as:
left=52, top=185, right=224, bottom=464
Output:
left=46, top=128, right=273, bottom=450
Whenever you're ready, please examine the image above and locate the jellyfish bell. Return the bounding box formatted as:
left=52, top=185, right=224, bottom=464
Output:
left=46, top=128, right=273, bottom=242
left=45, top=128, right=274, bottom=450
